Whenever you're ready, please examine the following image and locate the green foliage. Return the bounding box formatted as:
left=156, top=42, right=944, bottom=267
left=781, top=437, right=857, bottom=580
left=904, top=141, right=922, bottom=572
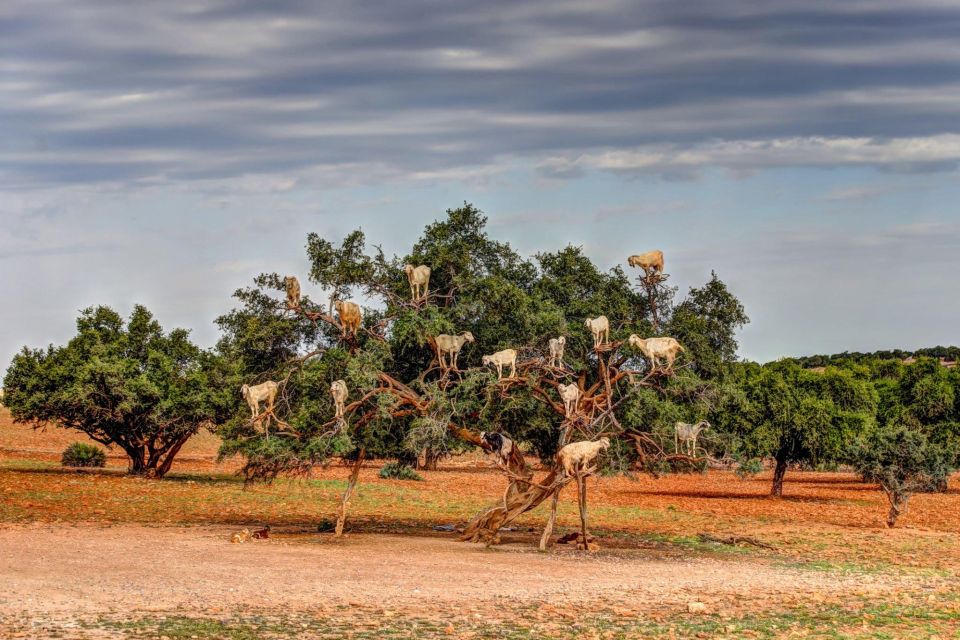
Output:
left=61, top=442, right=107, bottom=468
left=736, top=361, right=877, bottom=495
left=669, top=272, right=749, bottom=379
left=735, top=458, right=763, bottom=478
left=215, top=203, right=752, bottom=480
left=378, top=461, right=423, bottom=481
left=853, top=423, right=952, bottom=526
left=4, top=305, right=231, bottom=478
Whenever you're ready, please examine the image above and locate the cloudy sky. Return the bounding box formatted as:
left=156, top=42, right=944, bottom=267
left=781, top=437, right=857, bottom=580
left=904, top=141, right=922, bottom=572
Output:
left=2, top=0, right=959, bottom=367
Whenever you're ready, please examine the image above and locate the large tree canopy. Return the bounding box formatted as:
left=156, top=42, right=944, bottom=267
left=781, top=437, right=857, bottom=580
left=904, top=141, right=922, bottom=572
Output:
left=3, top=305, right=232, bottom=478
left=214, top=203, right=750, bottom=538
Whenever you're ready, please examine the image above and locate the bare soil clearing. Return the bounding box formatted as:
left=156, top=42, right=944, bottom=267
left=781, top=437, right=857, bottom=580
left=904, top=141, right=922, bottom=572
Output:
left=1, top=412, right=959, bottom=637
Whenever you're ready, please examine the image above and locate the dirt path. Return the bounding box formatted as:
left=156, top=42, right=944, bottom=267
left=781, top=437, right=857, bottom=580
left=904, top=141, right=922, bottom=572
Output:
left=0, top=524, right=939, bottom=620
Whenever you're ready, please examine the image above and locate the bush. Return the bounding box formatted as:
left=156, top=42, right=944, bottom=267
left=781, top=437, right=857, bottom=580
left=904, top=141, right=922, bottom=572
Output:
left=735, top=458, right=764, bottom=478
left=853, top=423, right=951, bottom=528
left=378, top=461, right=423, bottom=481
left=61, top=442, right=107, bottom=468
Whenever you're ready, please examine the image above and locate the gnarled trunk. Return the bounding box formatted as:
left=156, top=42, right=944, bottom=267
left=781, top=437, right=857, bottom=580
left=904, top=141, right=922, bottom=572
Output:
left=885, top=489, right=909, bottom=528
left=461, top=446, right=569, bottom=543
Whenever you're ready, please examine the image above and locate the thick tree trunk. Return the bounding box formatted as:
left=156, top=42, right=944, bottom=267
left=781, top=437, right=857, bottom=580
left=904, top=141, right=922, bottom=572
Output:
left=771, top=454, right=788, bottom=497
left=123, top=445, right=147, bottom=476
left=461, top=446, right=570, bottom=544
left=335, top=448, right=365, bottom=538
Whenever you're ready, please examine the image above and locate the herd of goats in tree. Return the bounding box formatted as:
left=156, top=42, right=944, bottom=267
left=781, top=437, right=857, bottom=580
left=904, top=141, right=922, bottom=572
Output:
left=238, top=248, right=711, bottom=550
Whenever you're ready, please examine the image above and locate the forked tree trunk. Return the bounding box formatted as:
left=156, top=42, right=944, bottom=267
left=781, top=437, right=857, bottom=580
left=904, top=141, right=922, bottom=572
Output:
left=461, top=446, right=566, bottom=544
left=885, top=490, right=909, bottom=528
left=771, top=454, right=788, bottom=497
left=335, top=448, right=366, bottom=537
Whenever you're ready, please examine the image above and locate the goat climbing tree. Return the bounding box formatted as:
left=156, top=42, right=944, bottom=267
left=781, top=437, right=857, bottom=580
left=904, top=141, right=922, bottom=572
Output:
left=215, top=203, right=748, bottom=547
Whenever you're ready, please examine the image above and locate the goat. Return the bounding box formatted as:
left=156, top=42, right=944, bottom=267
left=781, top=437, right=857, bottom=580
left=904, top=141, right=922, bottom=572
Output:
left=434, top=331, right=474, bottom=370
left=584, top=315, right=610, bottom=348
left=230, top=529, right=252, bottom=544
left=404, top=264, right=431, bottom=301
left=628, top=335, right=684, bottom=372
left=558, top=437, right=611, bottom=478
left=334, top=300, right=363, bottom=338
left=627, top=250, right=664, bottom=276
left=557, top=382, right=581, bottom=418
left=480, top=431, right=514, bottom=465
left=241, top=381, right=278, bottom=425
left=482, top=348, right=517, bottom=379
left=0, top=388, right=4, bottom=407
left=548, top=336, right=566, bottom=368
left=675, top=420, right=710, bottom=457
left=284, top=276, right=301, bottom=309
left=330, top=379, right=348, bottom=418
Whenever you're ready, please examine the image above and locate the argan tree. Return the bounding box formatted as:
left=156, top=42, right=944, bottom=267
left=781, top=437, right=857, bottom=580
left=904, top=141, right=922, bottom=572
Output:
left=738, top=361, right=877, bottom=496
left=215, top=204, right=749, bottom=544
left=4, top=305, right=232, bottom=478
left=854, top=423, right=951, bottom=527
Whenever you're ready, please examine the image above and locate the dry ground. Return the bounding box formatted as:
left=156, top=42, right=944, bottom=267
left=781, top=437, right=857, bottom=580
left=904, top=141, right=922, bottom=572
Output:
left=1, top=410, right=959, bottom=638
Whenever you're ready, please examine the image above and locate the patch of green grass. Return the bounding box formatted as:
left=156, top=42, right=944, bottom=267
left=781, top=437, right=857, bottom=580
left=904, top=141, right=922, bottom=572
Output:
left=69, top=593, right=960, bottom=640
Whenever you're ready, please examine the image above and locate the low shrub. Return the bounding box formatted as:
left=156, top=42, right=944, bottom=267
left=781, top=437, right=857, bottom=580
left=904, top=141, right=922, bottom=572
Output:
left=735, top=458, right=764, bottom=478
left=378, top=461, right=423, bottom=481
left=61, top=442, right=107, bottom=468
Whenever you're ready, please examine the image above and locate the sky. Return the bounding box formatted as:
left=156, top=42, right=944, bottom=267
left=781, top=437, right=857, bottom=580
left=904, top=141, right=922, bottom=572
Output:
left=2, top=0, right=959, bottom=368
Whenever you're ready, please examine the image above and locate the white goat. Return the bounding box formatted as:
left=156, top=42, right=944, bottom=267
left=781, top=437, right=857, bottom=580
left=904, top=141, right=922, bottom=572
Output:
left=284, top=276, right=300, bottom=309
left=241, top=381, right=278, bottom=424
left=627, top=250, right=664, bottom=275
left=548, top=336, right=566, bottom=368
left=558, top=437, right=611, bottom=478
left=557, top=382, right=580, bottom=418
left=675, top=420, right=710, bottom=456
left=330, top=379, right=348, bottom=418
left=584, top=315, right=610, bottom=348
left=334, top=300, right=363, bottom=338
left=404, top=264, right=431, bottom=301
left=434, top=331, right=474, bottom=370
left=482, top=348, right=517, bottom=379
left=628, top=335, right=684, bottom=372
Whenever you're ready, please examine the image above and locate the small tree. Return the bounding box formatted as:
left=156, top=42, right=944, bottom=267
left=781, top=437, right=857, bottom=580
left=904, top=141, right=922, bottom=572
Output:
left=4, top=305, right=231, bottom=478
left=854, top=423, right=951, bottom=528
left=740, top=362, right=876, bottom=496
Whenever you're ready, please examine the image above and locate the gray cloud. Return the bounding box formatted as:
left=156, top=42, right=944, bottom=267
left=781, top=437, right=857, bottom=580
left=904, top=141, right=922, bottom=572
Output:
left=3, top=0, right=960, bottom=188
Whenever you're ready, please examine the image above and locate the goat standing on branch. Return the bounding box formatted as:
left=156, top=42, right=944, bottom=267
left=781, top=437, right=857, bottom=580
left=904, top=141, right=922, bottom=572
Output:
left=548, top=336, right=566, bottom=368
left=558, top=437, right=611, bottom=479
left=628, top=335, right=684, bottom=373
left=404, top=264, right=431, bottom=301
left=334, top=300, right=363, bottom=339
left=482, top=348, right=517, bottom=379
left=558, top=382, right=580, bottom=418
left=584, top=315, right=610, bottom=348
left=434, top=332, right=474, bottom=371
left=627, top=250, right=664, bottom=276
left=330, top=380, right=348, bottom=419
left=675, top=420, right=709, bottom=456
left=241, top=381, right=278, bottom=430
left=284, top=276, right=301, bottom=310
